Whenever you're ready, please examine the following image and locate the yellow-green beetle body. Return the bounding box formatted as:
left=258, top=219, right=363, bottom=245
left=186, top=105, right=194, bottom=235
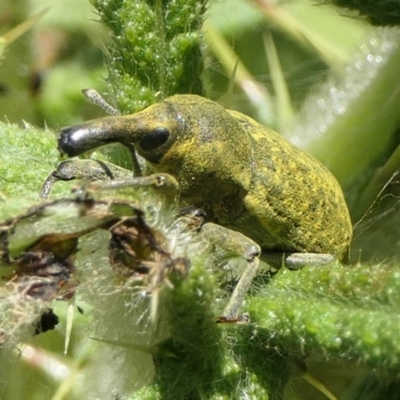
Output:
left=59, top=95, right=352, bottom=258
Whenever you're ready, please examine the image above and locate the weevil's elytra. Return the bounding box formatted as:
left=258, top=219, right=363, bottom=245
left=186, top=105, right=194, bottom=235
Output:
left=58, top=95, right=352, bottom=259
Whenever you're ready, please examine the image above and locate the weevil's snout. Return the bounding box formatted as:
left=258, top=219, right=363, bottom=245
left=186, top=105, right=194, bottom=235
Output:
left=59, top=125, right=94, bottom=156
left=57, top=99, right=181, bottom=161
left=58, top=117, right=134, bottom=157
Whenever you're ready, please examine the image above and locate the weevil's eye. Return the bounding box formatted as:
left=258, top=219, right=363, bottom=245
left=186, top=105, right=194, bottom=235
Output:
left=139, top=127, right=170, bottom=151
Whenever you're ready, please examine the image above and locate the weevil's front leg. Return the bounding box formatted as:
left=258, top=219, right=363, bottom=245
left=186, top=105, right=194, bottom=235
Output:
left=40, top=159, right=132, bottom=198
left=200, top=222, right=261, bottom=322
left=73, top=173, right=179, bottom=203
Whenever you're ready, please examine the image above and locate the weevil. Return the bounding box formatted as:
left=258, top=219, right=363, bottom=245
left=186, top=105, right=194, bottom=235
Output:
left=42, top=94, right=352, bottom=320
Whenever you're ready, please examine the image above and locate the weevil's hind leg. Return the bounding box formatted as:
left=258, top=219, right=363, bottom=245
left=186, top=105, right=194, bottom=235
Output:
left=262, top=252, right=335, bottom=270
left=200, top=222, right=261, bottom=322
left=39, top=159, right=132, bottom=198
left=222, top=256, right=259, bottom=322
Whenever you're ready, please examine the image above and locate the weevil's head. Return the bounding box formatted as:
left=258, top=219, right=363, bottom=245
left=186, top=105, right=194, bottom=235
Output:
left=59, top=95, right=251, bottom=198
left=58, top=99, right=180, bottom=162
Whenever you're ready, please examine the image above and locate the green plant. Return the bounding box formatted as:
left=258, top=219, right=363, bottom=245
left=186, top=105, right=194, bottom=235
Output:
left=1, top=1, right=400, bottom=399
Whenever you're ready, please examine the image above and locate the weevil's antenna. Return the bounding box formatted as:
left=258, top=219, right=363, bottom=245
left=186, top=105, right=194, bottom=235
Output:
left=81, top=88, right=143, bottom=177
left=82, top=88, right=119, bottom=116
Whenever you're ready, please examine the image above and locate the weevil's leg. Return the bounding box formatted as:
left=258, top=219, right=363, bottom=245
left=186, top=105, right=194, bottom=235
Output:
left=124, top=142, right=143, bottom=177
left=79, top=173, right=179, bottom=202
left=39, top=159, right=131, bottom=198
left=200, top=222, right=261, bottom=322
left=262, top=252, right=335, bottom=270
left=40, top=174, right=58, bottom=199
